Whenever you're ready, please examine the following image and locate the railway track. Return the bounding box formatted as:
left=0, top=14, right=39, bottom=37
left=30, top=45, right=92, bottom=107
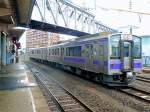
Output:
left=116, top=86, right=150, bottom=103
left=29, top=65, right=94, bottom=112
left=27, top=62, right=150, bottom=106
left=136, top=76, right=150, bottom=83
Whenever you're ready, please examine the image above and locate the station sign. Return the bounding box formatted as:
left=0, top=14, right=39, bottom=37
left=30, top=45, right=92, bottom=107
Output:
left=121, top=34, right=132, bottom=40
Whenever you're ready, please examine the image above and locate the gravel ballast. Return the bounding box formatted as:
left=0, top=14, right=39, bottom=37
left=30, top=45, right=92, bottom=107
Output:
left=28, top=62, right=150, bottom=112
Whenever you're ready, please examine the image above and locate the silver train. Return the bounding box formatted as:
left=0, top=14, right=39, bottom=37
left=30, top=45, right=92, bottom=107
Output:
left=29, top=33, right=142, bottom=86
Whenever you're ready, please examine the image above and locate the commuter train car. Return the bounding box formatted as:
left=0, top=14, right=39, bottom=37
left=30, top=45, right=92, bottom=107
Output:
left=29, top=47, right=47, bottom=61
left=29, top=33, right=142, bottom=86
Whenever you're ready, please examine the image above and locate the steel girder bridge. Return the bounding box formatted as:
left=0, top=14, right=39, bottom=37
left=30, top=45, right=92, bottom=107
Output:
left=28, top=0, right=117, bottom=36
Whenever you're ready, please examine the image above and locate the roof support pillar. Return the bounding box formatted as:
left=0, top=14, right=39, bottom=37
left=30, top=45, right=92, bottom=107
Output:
left=1, top=32, right=7, bottom=66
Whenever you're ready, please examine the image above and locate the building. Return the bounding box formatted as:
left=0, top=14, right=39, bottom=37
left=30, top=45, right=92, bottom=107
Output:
left=141, top=35, right=150, bottom=66
left=26, top=29, right=60, bottom=48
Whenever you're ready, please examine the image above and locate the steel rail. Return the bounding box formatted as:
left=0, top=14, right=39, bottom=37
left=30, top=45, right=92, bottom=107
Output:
left=115, top=86, right=150, bottom=103
left=29, top=63, right=94, bottom=112
left=136, top=76, right=150, bottom=83
left=33, top=71, right=65, bottom=112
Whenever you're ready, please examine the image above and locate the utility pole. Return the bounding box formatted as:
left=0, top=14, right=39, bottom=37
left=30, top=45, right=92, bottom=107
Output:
left=119, top=25, right=138, bottom=34
left=129, top=0, right=132, bottom=10
left=130, top=27, right=132, bottom=34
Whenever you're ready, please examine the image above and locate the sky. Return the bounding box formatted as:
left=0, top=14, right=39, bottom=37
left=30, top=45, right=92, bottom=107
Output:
left=71, top=0, right=150, bottom=35
left=19, top=0, right=150, bottom=48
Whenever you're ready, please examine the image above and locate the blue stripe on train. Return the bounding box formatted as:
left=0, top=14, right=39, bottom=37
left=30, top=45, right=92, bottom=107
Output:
left=110, top=63, right=121, bottom=69
left=110, top=63, right=141, bottom=69
left=64, top=57, right=141, bottom=69
left=132, top=62, right=141, bottom=68
left=64, top=57, right=85, bottom=63
left=92, top=60, right=100, bottom=65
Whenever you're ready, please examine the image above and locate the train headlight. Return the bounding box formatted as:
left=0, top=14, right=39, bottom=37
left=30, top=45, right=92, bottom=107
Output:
left=127, top=72, right=133, bottom=79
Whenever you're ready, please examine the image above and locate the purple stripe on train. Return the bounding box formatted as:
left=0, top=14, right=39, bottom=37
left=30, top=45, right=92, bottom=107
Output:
left=133, top=63, right=141, bottom=68
left=132, top=61, right=142, bottom=68
left=132, top=60, right=142, bottom=68
left=110, top=59, right=141, bottom=69
left=64, top=57, right=85, bottom=63
left=104, top=60, right=108, bottom=66
left=64, top=58, right=141, bottom=69
left=110, top=63, right=121, bottom=69
left=93, top=60, right=100, bottom=65
left=110, top=60, right=121, bottom=69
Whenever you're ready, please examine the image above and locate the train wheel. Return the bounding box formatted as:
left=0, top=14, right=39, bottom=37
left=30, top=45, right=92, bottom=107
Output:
left=76, top=68, right=82, bottom=75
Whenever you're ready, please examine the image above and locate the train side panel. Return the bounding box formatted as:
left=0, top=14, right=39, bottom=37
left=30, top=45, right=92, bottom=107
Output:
left=47, top=45, right=62, bottom=64
left=61, top=37, right=109, bottom=74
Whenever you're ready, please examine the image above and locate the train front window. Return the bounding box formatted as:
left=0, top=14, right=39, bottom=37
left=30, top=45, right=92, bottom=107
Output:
left=124, top=42, right=130, bottom=57
left=133, top=36, right=141, bottom=59
left=110, top=35, right=120, bottom=59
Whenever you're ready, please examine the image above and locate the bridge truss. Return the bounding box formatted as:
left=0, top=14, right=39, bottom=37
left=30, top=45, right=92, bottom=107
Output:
left=31, top=0, right=117, bottom=36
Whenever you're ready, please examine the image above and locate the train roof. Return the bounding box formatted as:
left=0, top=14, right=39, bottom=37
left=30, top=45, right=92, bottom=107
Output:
left=29, top=47, right=47, bottom=50
left=47, top=32, right=140, bottom=48
left=47, top=32, right=112, bottom=48
left=78, top=32, right=111, bottom=39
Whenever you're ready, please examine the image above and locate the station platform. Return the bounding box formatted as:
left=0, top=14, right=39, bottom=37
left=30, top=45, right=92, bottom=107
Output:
left=0, top=62, right=50, bottom=112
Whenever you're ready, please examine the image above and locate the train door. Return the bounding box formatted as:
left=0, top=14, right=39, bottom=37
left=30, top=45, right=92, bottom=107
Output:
left=99, top=45, right=104, bottom=72
left=121, top=41, right=132, bottom=70
left=60, top=47, right=64, bottom=63
left=85, top=44, right=93, bottom=70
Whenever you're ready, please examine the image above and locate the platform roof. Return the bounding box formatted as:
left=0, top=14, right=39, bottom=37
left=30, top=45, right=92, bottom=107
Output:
left=0, top=0, right=34, bottom=40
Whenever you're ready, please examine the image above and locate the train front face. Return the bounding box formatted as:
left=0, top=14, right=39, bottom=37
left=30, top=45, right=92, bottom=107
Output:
left=109, top=34, right=142, bottom=86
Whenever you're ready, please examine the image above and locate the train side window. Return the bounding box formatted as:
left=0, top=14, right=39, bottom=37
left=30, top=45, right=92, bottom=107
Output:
left=75, top=46, right=81, bottom=56
left=63, top=48, right=64, bottom=55
left=53, top=49, right=55, bottom=55
left=56, top=48, right=59, bottom=55
left=61, top=48, right=64, bottom=55
left=56, top=49, right=57, bottom=55
left=133, top=36, right=141, bottom=59
left=58, top=48, right=60, bottom=55
left=70, top=47, right=74, bottom=56
left=86, top=44, right=93, bottom=55
left=54, top=49, right=56, bottom=55
left=110, top=35, right=120, bottom=59
left=99, top=45, right=103, bottom=55
left=49, top=49, right=51, bottom=55
left=66, top=47, right=81, bottom=56
left=56, top=48, right=57, bottom=55
left=52, top=49, right=54, bottom=55
left=66, top=48, right=69, bottom=56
